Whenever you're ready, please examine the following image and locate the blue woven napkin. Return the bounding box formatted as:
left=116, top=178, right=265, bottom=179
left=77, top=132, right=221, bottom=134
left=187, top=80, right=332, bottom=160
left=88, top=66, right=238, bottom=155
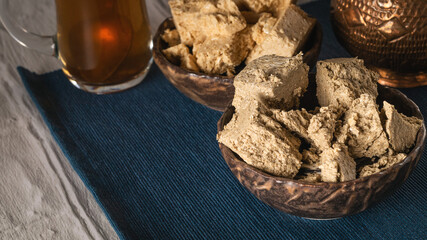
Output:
left=18, top=1, right=426, bottom=239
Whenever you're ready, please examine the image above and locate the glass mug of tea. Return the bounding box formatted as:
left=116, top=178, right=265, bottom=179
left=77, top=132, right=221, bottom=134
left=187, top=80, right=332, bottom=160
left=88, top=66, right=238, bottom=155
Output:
left=0, top=0, right=153, bottom=94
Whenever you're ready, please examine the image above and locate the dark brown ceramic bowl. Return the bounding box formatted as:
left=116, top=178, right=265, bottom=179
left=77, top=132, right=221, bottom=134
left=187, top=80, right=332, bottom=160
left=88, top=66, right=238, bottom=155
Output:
left=217, top=81, right=426, bottom=219
left=153, top=18, right=323, bottom=111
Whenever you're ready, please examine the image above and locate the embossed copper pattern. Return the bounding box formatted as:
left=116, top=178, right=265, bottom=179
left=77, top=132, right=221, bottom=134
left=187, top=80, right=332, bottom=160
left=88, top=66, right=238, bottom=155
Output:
left=331, top=0, right=427, bottom=87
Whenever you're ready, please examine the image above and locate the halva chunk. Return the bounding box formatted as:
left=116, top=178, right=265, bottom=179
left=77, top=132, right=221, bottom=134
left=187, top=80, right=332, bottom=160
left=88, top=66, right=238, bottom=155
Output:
left=162, top=44, right=200, bottom=72
left=272, top=108, right=312, bottom=141
left=382, top=101, right=423, bottom=153
left=217, top=100, right=302, bottom=178
left=320, top=144, right=356, bottom=182
left=300, top=147, right=321, bottom=174
left=336, top=94, right=389, bottom=158
left=250, top=12, right=277, bottom=45
left=307, top=105, right=342, bottom=151
left=193, top=29, right=253, bottom=76
left=302, top=148, right=320, bottom=165
left=246, top=4, right=315, bottom=63
left=169, top=0, right=246, bottom=46
left=360, top=150, right=407, bottom=177
left=232, top=54, right=309, bottom=110
left=161, top=29, right=180, bottom=47
left=316, top=58, right=379, bottom=108
left=295, top=172, right=321, bottom=183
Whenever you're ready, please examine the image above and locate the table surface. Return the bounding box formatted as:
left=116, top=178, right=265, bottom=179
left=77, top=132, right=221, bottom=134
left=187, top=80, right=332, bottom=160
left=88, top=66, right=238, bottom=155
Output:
left=0, top=0, right=322, bottom=239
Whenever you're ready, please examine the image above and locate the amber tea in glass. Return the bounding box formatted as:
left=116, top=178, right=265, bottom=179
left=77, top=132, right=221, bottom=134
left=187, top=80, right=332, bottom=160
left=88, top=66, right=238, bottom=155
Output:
left=0, top=0, right=153, bottom=94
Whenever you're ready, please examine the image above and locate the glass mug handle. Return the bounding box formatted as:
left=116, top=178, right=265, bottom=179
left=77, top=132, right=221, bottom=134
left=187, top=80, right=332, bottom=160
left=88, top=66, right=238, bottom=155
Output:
left=0, top=0, right=56, bottom=56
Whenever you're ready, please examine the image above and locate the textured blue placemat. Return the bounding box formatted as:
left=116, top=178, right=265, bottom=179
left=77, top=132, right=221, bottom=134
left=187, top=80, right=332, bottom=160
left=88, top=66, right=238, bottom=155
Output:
left=18, top=1, right=426, bottom=239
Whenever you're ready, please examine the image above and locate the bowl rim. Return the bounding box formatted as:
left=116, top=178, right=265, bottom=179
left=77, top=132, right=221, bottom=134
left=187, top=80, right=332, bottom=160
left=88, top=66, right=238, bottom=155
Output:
left=217, top=86, right=426, bottom=188
left=152, top=17, right=322, bottom=83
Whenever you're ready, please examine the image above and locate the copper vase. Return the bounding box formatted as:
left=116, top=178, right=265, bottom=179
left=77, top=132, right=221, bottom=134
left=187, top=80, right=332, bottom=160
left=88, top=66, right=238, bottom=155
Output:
left=330, top=0, right=427, bottom=88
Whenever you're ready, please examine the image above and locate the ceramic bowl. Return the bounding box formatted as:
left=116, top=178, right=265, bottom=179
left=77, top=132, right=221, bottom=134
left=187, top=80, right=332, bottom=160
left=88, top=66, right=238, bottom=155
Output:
left=217, top=77, right=426, bottom=219
left=153, top=18, right=322, bottom=111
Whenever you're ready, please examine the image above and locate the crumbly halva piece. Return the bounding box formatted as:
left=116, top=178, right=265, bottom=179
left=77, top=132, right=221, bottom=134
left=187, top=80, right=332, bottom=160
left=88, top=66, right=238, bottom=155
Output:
left=300, top=148, right=321, bottom=177
left=234, top=0, right=296, bottom=17
left=232, top=54, right=309, bottom=111
left=302, top=148, right=320, bottom=165
left=193, top=28, right=254, bottom=76
left=169, top=0, right=246, bottom=46
left=295, top=172, right=321, bottom=183
left=246, top=4, right=315, bottom=63
left=336, top=94, right=389, bottom=158
left=307, top=105, right=342, bottom=151
left=161, top=29, right=180, bottom=47
left=272, top=108, right=312, bottom=141
left=360, top=150, right=407, bottom=177
left=320, top=144, right=356, bottom=182
left=382, top=101, right=423, bottom=153
left=250, top=12, right=277, bottom=45
left=217, top=100, right=302, bottom=178
left=162, top=44, right=200, bottom=72
left=316, top=58, right=379, bottom=108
